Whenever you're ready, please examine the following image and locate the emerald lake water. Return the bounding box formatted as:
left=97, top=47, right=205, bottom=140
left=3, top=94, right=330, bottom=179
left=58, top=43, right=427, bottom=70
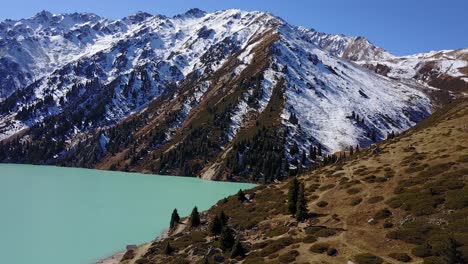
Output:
left=0, top=164, right=255, bottom=264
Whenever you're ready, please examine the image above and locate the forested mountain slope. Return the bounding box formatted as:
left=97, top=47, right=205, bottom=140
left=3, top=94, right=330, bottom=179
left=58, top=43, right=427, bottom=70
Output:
left=0, top=9, right=441, bottom=182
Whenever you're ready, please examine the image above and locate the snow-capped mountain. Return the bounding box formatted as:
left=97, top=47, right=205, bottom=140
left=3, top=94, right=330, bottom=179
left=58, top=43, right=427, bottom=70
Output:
left=297, top=27, right=393, bottom=61
left=0, top=9, right=463, bottom=182
left=302, top=29, right=468, bottom=100
left=359, top=49, right=468, bottom=96
left=0, top=11, right=136, bottom=99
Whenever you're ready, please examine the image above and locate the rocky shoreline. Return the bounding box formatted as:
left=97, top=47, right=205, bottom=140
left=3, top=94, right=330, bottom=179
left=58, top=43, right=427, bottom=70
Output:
left=97, top=228, right=170, bottom=264
left=96, top=251, right=125, bottom=264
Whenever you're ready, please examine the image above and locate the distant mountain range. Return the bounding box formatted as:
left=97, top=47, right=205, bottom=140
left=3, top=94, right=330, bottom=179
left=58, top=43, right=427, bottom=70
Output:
left=0, top=9, right=466, bottom=182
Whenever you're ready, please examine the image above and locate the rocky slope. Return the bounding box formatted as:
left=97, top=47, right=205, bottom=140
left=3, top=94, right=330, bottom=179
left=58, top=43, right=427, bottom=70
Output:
left=360, top=49, right=468, bottom=101
left=118, top=98, right=468, bottom=264
left=305, top=29, right=468, bottom=105
left=0, top=9, right=465, bottom=182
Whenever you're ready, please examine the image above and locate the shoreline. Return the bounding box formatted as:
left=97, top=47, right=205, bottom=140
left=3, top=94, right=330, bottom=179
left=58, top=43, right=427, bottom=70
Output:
left=96, top=228, right=170, bottom=264
left=96, top=251, right=125, bottom=264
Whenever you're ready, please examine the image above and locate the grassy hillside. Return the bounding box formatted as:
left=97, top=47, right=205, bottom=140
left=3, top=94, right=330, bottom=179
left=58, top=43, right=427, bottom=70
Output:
left=119, top=99, right=468, bottom=264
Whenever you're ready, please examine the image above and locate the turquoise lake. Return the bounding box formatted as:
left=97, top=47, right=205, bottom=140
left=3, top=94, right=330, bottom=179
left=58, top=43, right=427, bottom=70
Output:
left=0, top=164, right=255, bottom=264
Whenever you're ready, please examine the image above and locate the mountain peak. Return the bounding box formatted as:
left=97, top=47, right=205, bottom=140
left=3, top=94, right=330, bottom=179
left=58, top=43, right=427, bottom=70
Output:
left=33, top=10, right=53, bottom=20
left=173, top=8, right=206, bottom=19
left=123, top=11, right=154, bottom=23
left=184, top=8, right=206, bottom=17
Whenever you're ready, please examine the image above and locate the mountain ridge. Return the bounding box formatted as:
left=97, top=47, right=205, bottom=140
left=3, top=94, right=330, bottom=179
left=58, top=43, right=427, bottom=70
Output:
left=0, top=8, right=465, bottom=182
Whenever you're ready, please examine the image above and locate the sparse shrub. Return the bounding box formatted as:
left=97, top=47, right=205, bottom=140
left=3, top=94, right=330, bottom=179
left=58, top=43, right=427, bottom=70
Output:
left=445, top=189, right=468, bottom=209
left=350, top=197, right=363, bottom=206
left=353, top=253, right=383, bottom=264
left=374, top=208, right=392, bottom=220
left=422, top=256, right=446, bottom=264
left=257, top=237, right=294, bottom=257
left=412, top=244, right=432, bottom=257
left=442, top=178, right=465, bottom=190
left=347, top=187, right=361, bottom=195
left=266, top=226, right=289, bottom=237
left=314, top=228, right=337, bottom=237
left=383, top=220, right=394, bottom=228
left=388, top=252, right=411, bottom=262
left=319, top=184, right=335, bottom=191
left=278, top=250, right=299, bottom=263
left=302, top=235, right=317, bottom=243
left=309, top=243, right=329, bottom=253
left=316, top=201, right=328, bottom=207
left=368, top=196, right=384, bottom=204
left=327, top=247, right=338, bottom=256
left=457, top=155, right=468, bottom=163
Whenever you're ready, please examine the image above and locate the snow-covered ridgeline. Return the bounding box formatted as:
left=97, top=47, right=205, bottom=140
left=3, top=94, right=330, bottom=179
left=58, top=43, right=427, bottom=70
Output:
left=0, top=9, right=281, bottom=139
left=274, top=24, right=431, bottom=154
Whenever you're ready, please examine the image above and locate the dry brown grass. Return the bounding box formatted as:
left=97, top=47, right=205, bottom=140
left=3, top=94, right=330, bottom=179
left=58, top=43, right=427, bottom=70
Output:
left=121, top=100, right=468, bottom=263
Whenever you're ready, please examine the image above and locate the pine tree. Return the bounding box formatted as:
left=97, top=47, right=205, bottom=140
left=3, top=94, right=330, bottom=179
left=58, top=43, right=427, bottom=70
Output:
left=309, top=145, right=316, bottom=161
left=370, top=130, right=377, bottom=142
left=220, top=226, right=235, bottom=251
left=295, top=183, right=308, bottom=221
left=230, top=237, right=246, bottom=258
left=210, top=215, right=223, bottom=235
left=318, top=144, right=322, bottom=156
left=349, top=146, right=354, bottom=156
left=169, top=208, right=180, bottom=229
left=189, top=206, right=201, bottom=228
left=288, top=177, right=300, bottom=215
left=218, top=210, right=228, bottom=226
left=164, top=242, right=174, bottom=255
left=237, top=189, right=247, bottom=202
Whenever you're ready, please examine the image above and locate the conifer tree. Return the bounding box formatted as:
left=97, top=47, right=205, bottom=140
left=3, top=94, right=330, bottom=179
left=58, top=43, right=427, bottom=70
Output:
left=189, top=206, right=201, bottom=228
left=290, top=142, right=299, bottom=155
left=220, top=226, right=235, bottom=251
left=309, top=145, right=317, bottom=161
left=318, top=144, right=322, bottom=156
left=237, top=189, right=247, bottom=202
left=170, top=208, right=180, bottom=229
left=210, top=215, right=223, bottom=235
left=349, top=146, right=354, bottom=156
left=288, top=177, right=300, bottom=215
left=230, top=237, right=246, bottom=258
left=164, top=242, right=174, bottom=255
left=295, top=183, right=308, bottom=221
left=370, top=130, right=377, bottom=142
left=218, top=210, right=228, bottom=226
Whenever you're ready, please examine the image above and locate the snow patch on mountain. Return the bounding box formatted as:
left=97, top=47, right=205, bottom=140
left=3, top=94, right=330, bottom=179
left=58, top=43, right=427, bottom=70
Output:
left=274, top=24, right=431, bottom=153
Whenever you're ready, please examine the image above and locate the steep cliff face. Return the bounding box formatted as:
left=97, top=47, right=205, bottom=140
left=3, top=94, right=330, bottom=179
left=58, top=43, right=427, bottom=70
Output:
left=3, top=9, right=465, bottom=182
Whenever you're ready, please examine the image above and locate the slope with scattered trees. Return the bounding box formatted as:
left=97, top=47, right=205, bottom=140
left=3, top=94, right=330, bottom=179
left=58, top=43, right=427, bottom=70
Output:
left=118, top=99, right=468, bottom=264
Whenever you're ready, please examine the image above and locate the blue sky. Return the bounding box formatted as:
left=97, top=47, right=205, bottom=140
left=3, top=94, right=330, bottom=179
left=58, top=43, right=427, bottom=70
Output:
left=0, top=0, right=466, bottom=56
